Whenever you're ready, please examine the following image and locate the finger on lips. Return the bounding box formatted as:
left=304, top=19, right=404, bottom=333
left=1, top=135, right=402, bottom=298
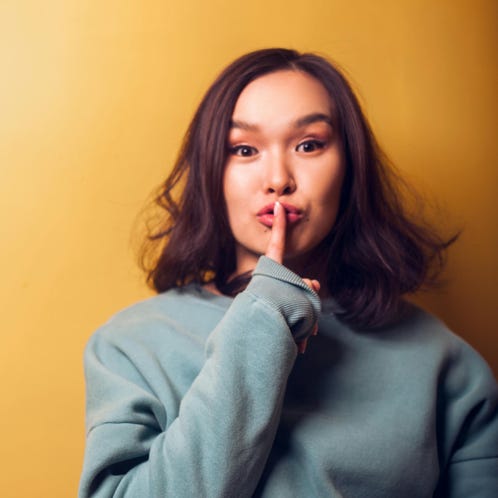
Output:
left=265, top=201, right=319, bottom=354
left=265, top=201, right=286, bottom=264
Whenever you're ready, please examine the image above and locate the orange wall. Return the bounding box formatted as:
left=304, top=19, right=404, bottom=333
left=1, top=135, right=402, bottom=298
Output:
left=1, top=1, right=496, bottom=496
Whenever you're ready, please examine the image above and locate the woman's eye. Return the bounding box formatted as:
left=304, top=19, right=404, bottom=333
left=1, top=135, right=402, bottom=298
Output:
left=296, top=140, right=326, bottom=153
left=229, top=145, right=258, bottom=157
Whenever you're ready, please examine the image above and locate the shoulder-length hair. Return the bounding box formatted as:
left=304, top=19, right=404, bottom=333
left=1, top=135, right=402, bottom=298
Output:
left=141, top=48, right=455, bottom=329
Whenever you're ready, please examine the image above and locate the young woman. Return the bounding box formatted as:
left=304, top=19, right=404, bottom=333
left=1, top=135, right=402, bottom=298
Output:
left=79, top=48, right=498, bottom=497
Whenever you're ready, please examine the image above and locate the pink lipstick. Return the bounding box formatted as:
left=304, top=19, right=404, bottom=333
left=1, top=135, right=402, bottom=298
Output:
left=256, top=202, right=303, bottom=228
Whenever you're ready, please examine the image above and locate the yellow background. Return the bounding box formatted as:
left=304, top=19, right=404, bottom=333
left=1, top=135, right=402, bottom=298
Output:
left=1, top=0, right=496, bottom=496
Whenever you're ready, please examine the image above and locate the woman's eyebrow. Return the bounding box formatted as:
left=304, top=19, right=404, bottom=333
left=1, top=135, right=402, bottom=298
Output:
left=230, top=119, right=259, bottom=131
left=294, top=113, right=333, bottom=128
left=229, top=112, right=332, bottom=131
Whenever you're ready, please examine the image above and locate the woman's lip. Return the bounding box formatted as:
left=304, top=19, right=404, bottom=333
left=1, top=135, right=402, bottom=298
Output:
left=257, top=202, right=301, bottom=215
left=256, top=202, right=303, bottom=227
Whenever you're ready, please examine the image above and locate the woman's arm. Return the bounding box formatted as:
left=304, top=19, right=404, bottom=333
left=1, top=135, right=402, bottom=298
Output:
left=434, top=340, right=498, bottom=497
left=79, top=257, right=320, bottom=498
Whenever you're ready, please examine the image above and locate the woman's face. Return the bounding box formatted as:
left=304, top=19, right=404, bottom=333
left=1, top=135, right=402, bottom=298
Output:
left=223, top=70, right=345, bottom=275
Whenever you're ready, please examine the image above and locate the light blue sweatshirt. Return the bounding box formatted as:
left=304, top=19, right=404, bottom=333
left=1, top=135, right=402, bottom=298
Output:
left=79, top=257, right=498, bottom=497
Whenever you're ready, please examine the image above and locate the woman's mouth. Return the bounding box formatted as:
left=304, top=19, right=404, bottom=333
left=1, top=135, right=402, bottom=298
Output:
left=256, top=202, right=304, bottom=228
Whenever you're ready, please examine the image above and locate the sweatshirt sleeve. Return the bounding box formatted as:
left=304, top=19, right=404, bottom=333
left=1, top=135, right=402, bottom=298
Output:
left=435, top=341, right=498, bottom=498
left=79, top=257, right=320, bottom=498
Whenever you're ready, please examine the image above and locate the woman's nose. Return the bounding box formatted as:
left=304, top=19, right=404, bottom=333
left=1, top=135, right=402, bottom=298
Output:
left=263, top=153, right=296, bottom=196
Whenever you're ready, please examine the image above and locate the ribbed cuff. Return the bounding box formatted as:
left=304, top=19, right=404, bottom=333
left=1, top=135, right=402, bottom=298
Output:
left=246, top=256, right=321, bottom=342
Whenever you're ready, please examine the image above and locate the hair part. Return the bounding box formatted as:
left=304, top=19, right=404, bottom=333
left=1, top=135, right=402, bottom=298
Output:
left=140, top=48, right=456, bottom=329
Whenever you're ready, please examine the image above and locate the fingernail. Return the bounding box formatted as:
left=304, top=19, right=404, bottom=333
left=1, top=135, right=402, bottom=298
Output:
left=274, top=201, right=280, bottom=215
left=298, top=338, right=308, bottom=354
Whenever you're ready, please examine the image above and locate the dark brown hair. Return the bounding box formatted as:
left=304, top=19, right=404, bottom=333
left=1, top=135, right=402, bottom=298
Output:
left=141, top=48, right=455, bottom=329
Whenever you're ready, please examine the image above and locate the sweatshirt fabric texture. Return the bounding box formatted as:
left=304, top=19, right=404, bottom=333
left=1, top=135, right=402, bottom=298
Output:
left=79, top=257, right=498, bottom=497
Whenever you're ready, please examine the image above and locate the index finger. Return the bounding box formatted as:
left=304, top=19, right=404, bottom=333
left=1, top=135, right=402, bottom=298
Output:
left=265, top=201, right=286, bottom=264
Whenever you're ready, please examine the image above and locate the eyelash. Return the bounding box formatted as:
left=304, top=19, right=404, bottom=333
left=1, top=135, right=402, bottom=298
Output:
left=229, top=145, right=258, bottom=157
left=228, top=139, right=327, bottom=157
left=296, top=139, right=326, bottom=153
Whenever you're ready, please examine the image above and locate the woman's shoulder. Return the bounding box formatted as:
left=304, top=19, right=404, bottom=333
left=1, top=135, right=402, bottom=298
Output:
left=379, top=301, right=497, bottom=391
left=397, top=302, right=487, bottom=353
left=322, top=298, right=496, bottom=389
left=86, top=284, right=232, bottom=350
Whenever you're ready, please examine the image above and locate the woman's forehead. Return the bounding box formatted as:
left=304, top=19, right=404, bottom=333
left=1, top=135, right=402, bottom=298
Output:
left=232, top=70, right=334, bottom=126
left=230, top=70, right=335, bottom=130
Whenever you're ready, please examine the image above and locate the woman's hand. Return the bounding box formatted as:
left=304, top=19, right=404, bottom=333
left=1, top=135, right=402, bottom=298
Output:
left=265, top=201, right=320, bottom=353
